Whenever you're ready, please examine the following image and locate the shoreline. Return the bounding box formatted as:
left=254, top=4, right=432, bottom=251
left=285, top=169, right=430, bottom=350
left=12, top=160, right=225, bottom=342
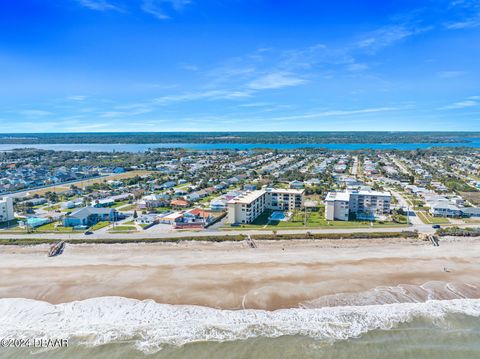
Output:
left=1, top=237, right=479, bottom=310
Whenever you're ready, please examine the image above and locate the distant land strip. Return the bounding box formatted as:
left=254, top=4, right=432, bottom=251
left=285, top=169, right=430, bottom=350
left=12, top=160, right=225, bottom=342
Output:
left=0, top=132, right=477, bottom=144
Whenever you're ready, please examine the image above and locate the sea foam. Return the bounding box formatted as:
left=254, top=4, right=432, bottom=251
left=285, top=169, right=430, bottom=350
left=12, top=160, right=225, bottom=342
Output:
left=1, top=297, right=479, bottom=352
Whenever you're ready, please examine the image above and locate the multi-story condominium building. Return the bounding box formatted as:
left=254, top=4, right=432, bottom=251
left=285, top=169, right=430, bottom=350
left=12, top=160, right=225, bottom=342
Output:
left=227, top=188, right=304, bottom=224
left=325, top=189, right=391, bottom=221
left=0, top=197, right=15, bottom=223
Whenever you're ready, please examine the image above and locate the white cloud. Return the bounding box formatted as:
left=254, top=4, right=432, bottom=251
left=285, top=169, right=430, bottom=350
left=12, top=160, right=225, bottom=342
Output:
left=356, top=25, right=433, bottom=52
left=439, top=99, right=478, bottom=110
left=279, top=44, right=359, bottom=73
left=268, top=107, right=397, bottom=122
left=248, top=72, right=306, bottom=90
left=237, top=102, right=272, bottom=108
left=67, top=95, right=88, bottom=101
left=77, top=0, right=122, bottom=11
left=100, top=104, right=154, bottom=118
left=141, top=0, right=192, bottom=20
left=153, top=90, right=251, bottom=104
left=445, top=0, right=480, bottom=29
left=346, top=63, right=369, bottom=72
left=437, top=71, right=467, bottom=78
left=445, top=18, right=480, bottom=29
left=17, top=110, right=53, bottom=117
left=179, top=63, right=199, bottom=71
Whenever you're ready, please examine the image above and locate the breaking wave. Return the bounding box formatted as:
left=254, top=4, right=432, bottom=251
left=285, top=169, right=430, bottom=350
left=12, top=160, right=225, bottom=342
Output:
left=300, top=281, right=480, bottom=308
left=1, top=297, right=480, bottom=352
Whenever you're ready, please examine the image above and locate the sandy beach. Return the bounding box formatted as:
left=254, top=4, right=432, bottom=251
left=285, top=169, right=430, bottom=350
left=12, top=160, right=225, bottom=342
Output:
left=1, top=237, right=479, bottom=310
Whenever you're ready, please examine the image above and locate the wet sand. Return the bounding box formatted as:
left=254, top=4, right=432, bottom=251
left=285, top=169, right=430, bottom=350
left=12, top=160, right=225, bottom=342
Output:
left=0, top=237, right=479, bottom=310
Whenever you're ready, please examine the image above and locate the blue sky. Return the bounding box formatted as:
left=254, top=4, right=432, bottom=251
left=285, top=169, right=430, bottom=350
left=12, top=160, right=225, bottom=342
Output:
left=0, top=0, right=479, bottom=132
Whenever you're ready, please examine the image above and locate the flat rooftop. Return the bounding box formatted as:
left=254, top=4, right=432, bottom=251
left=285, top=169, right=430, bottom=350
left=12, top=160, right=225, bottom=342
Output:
left=326, top=189, right=391, bottom=202
left=266, top=188, right=305, bottom=195
left=229, top=188, right=305, bottom=204
left=351, top=189, right=391, bottom=197
left=228, top=190, right=265, bottom=204
left=325, top=192, right=350, bottom=202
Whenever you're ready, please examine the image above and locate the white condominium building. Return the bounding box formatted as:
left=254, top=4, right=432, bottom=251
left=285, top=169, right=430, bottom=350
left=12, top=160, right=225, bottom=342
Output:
left=227, top=188, right=304, bottom=224
left=0, top=197, right=15, bottom=223
left=325, top=189, right=391, bottom=221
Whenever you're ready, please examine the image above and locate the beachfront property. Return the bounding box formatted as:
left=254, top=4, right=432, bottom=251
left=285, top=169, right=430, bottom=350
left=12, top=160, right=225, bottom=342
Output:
left=429, top=202, right=462, bottom=217
left=428, top=202, right=480, bottom=218
left=0, top=197, right=14, bottom=223
left=173, top=208, right=214, bottom=229
left=227, top=188, right=305, bottom=224
left=63, top=206, right=118, bottom=227
left=135, top=213, right=158, bottom=225
left=325, top=189, right=391, bottom=221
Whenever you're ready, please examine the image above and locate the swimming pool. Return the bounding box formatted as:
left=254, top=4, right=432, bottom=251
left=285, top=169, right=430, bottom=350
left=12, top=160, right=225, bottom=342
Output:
left=26, top=217, right=50, bottom=228
left=268, top=211, right=286, bottom=221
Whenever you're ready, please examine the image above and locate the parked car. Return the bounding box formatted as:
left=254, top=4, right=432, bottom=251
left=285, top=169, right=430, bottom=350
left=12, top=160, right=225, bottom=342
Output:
left=84, top=230, right=93, bottom=235
left=432, top=224, right=441, bottom=229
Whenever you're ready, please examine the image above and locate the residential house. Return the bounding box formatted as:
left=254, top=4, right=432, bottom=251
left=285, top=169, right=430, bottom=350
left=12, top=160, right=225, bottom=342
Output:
left=289, top=180, right=304, bottom=189
left=62, top=199, right=83, bottom=209
left=170, top=199, right=189, bottom=208
left=173, top=208, right=214, bottom=229
left=184, top=192, right=200, bottom=202
left=210, top=199, right=227, bottom=211
left=429, top=203, right=462, bottom=217
left=135, top=214, right=158, bottom=225
left=91, top=198, right=114, bottom=208
left=162, top=181, right=176, bottom=189
left=63, top=207, right=118, bottom=227
left=138, top=194, right=169, bottom=209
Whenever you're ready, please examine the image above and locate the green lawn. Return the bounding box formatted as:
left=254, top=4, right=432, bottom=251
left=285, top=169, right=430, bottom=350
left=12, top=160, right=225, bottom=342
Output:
left=90, top=221, right=111, bottom=231
left=111, top=200, right=131, bottom=208
left=400, top=193, right=426, bottom=210
left=43, top=204, right=61, bottom=211
left=417, top=211, right=450, bottom=224
left=35, top=222, right=77, bottom=232
left=174, top=182, right=192, bottom=190
left=118, top=204, right=138, bottom=211
left=223, top=209, right=407, bottom=230
left=199, top=193, right=217, bottom=204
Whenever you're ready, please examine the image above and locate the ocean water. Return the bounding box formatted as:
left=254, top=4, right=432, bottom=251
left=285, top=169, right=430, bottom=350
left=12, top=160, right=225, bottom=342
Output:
left=0, top=139, right=480, bottom=152
left=1, top=297, right=479, bottom=359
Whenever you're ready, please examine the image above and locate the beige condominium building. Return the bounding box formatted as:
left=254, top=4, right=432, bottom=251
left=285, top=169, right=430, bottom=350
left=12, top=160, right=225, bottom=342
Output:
left=325, top=189, right=391, bottom=221
left=227, top=188, right=304, bottom=224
